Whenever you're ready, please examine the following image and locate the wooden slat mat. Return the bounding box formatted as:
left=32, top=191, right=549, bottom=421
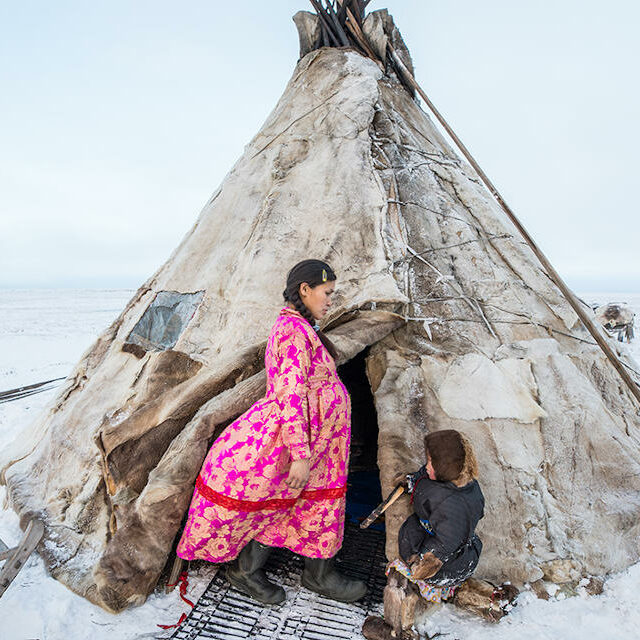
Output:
left=169, top=522, right=386, bottom=640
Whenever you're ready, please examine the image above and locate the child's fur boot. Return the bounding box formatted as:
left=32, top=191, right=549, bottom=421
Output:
left=383, top=572, right=419, bottom=638
left=363, top=569, right=438, bottom=640
left=362, top=615, right=413, bottom=640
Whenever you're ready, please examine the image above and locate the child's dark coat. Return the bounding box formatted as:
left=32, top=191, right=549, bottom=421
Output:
left=398, top=467, right=485, bottom=587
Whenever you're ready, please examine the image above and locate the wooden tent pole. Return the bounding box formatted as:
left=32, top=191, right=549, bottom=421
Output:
left=386, top=44, right=640, bottom=407
left=165, top=555, right=184, bottom=593
left=339, top=1, right=382, bottom=64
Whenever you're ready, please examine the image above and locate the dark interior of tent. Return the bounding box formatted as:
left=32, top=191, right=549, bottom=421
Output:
left=337, top=347, right=384, bottom=533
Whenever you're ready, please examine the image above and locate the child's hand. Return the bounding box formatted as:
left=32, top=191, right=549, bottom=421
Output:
left=391, top=471, right=410, bottom=488
left=408, top=551, right=443, bottom=580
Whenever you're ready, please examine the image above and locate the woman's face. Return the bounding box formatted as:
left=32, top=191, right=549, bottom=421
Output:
left=299, top=280, right=335, bottom=320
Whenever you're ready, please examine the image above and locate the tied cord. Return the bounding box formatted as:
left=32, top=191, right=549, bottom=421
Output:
left=157, top=570, right=194, bottom=630
left=408, top=465, right=428, bottom=504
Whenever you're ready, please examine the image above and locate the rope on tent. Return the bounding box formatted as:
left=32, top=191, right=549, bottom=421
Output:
left=406, top=244, right=498, bottom=339
left=394, top=308, right=640, bottom=382
left=384, top=46, right=640, bottom=406
left=0, top=378, right=65, bottom=404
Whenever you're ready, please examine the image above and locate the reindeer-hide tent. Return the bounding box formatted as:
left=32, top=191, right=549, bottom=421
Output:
left=2, top=6, right=640, bottom=612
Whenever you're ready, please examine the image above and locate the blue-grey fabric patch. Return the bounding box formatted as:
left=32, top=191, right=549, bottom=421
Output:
left=125, top=290, right=204, bottom=352
left=420, top=518, right=434, bottom=535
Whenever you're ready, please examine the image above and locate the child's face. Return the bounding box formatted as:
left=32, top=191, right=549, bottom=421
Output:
left=426, top=454, right=436, bottom=480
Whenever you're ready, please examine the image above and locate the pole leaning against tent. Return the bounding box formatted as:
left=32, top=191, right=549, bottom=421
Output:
left=385, top=43, right=640, bottom=408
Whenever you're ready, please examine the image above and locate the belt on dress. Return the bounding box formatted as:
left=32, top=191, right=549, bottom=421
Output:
left=195, top=475, right=346, bottom=512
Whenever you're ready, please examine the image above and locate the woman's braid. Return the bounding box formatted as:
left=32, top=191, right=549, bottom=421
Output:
left=290, top=289, right=317, bottom=327
left=286, top=287, right=339, bottom=360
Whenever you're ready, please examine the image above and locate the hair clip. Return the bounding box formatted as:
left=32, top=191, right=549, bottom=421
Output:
left=322, top=269, right=327, bottom=282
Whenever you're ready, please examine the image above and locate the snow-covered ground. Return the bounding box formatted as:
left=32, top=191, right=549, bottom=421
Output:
left=0, top=288, right=639, bottom=640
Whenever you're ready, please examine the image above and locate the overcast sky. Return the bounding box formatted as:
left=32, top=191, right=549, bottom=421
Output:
left=1, top=1, right=638, bottom=291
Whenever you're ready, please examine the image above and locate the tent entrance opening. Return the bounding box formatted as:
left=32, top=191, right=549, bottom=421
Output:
left=337, top=347, right=383, bottom=530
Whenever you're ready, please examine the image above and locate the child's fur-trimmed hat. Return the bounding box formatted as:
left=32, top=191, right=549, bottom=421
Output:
left=425, top=429, right=477, bottom=483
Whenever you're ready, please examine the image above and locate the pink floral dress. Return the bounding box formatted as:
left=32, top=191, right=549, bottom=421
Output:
left=176, top=307, right=351, bottom=562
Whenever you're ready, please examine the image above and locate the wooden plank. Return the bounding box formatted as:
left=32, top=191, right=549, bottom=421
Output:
left=0, top=519, right=44, bottom=598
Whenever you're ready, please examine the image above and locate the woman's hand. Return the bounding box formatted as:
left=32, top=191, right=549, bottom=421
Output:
left=286, top=458, right=310, bottom=489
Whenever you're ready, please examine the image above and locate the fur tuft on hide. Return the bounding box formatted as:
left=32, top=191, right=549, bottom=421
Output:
left=454, top=433, right=479, bottom=487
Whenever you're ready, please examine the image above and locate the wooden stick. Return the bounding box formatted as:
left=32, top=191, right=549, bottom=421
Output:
left=0, top=547, right=16, bottom=563
left=386, top=43, right=640, bottom=407
left=323, top=0, right=351, bottom=47
left=165, top=555, right=184, bottom=593
left=344, top=5, right=383, bottom=63
left=319, top=20, right=329, bottom=48
left=309, top=0, right=341, bottom=47
left=352, top=0, right=364, bottom=24
left=360, top=484, right=406, bottom=529
left=335, top=0, right=350, bottom=24
left=0, top=377, right=65, bottom=402
left=334, top=0, right=381, bottom=65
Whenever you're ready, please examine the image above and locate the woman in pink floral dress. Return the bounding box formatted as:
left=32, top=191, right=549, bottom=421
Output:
left=176, top=259, right=366, bottom=604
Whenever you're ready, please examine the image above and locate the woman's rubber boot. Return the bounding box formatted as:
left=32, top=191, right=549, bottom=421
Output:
left=301, top=557, right=367, bottom=602
left=226, top=540, right=286, bottom=605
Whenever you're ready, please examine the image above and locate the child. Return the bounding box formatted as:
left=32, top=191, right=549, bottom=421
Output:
left=363, top=429, right=487, bottom=640
left=397, top=429, right=484, bottom=587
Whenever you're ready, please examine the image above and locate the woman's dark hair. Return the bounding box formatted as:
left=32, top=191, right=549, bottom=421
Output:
left=283, top=259, right=339, bottom=360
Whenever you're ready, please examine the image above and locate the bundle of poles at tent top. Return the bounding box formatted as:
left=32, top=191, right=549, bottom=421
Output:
left=309, top=0, right=371, bottom=50
left=308, top=0, right=640, bottom=405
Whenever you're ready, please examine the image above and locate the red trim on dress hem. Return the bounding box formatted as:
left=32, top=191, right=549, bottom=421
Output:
left=195, top=475, right=346, bottom=512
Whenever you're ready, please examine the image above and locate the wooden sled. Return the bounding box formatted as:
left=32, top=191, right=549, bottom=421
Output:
left=0, top=519, right=45, bottom=599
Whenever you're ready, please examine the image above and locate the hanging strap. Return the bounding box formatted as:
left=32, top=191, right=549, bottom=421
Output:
left=157, top=570, right=194, bottom=630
